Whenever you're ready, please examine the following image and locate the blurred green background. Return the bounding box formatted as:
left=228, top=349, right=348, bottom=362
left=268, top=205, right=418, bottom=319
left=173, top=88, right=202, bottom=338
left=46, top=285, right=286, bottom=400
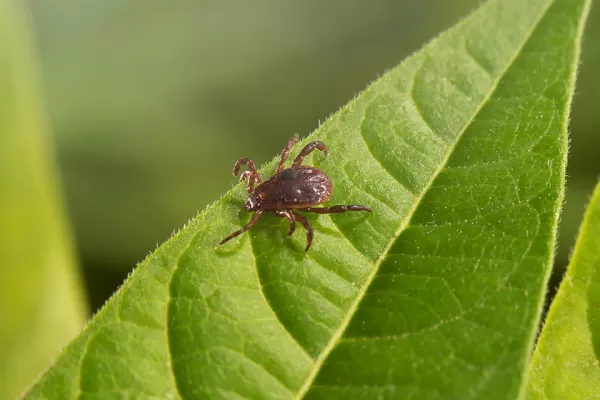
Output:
left=1, top=0, right=598, bottom=396
left=27, top=0, right=600, bottom=313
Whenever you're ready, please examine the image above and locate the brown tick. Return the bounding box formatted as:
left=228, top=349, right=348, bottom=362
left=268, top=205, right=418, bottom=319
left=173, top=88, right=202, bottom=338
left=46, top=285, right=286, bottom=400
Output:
left=219, top=134, right=372, bottom=251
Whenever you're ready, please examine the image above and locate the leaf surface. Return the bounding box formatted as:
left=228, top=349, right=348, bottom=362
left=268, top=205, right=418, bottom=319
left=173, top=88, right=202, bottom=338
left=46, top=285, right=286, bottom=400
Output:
left=527, top=181, right=600, bottom=399
left=0, top=2, right=87, bottom=399
left=25, top=0, right=589, bottom=398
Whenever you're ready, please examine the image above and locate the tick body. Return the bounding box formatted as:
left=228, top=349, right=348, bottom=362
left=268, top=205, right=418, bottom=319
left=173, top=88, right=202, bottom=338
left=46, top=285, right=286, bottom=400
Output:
left=219, top=134, right=372, bottom=252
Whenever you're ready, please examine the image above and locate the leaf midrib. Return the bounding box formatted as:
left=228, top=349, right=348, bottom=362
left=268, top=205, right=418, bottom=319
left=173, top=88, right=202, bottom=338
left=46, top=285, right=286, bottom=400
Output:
left=294, top=0, right=555, bottom=397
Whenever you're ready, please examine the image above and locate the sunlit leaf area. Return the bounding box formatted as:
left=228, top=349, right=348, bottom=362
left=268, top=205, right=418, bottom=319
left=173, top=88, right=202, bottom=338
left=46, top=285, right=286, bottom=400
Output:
left=1, top=0, right=598, bottom=398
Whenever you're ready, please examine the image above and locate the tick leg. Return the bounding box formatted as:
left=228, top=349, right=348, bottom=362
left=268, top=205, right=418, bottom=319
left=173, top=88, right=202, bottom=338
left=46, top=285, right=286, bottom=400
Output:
left=219, top=210, right=264, bottom=246
left=292, top=141, right=328, bottom=167
left=276, top=134, right=300, bottom=173
left=302, top=205, right=372, bottom=213
left=273, top=210, right=296, bottom=236
left=238, top=170, right=261, bottom=193
left=238, top=170, right=252, bottom=182
left=233, top=158, right=262, bottom=192
left=293, top=212, right=313, bottom=252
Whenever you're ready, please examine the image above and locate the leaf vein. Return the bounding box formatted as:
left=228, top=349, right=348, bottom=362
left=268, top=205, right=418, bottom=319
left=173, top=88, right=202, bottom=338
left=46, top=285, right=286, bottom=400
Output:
left=295, top=1, right=556, bottom=396
left=249, top=226, right=316, bottom=365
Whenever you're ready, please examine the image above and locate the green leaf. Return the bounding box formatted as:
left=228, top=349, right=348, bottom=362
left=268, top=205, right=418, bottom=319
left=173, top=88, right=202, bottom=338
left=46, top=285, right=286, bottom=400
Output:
left=0, top=2, right=88, bottom=399
left=527, top=181, right=600, bottom=398
left=24, top=0, right=589, bottom=398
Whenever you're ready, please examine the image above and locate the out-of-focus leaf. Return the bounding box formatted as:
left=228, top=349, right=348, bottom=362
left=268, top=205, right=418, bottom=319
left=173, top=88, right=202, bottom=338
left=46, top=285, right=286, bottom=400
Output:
left=527, top=181, right=600, bottom=398
left=0, top=2, right=87, bottom=399
left=25, top=0, right=588, bottom=398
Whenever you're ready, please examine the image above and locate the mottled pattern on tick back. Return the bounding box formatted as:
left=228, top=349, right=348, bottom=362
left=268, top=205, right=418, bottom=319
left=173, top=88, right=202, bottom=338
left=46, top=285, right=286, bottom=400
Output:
left=255, top=166, right=332, bottom=209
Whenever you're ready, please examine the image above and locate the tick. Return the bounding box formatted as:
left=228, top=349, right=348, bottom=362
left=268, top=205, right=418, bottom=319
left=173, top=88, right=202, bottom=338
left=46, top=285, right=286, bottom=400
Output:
left=219, top=134, right=372, bottom=252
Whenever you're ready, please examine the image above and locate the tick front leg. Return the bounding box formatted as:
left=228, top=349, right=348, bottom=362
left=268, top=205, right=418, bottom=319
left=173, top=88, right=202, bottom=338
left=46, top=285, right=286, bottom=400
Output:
left=302, top=205, right=372, bottom=213
left=292, top=141, right=328, bottom=167
left=276, top=134, right=300, bottom=173
left=238, top=170, right=260, bottom=193
left=292, top=212, right=313, bottom=252
left=273, top=210, right=296, bottom=236
left=219, top=210, right=264, bottom=246
left=233, top=158, right=262, bottom=192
